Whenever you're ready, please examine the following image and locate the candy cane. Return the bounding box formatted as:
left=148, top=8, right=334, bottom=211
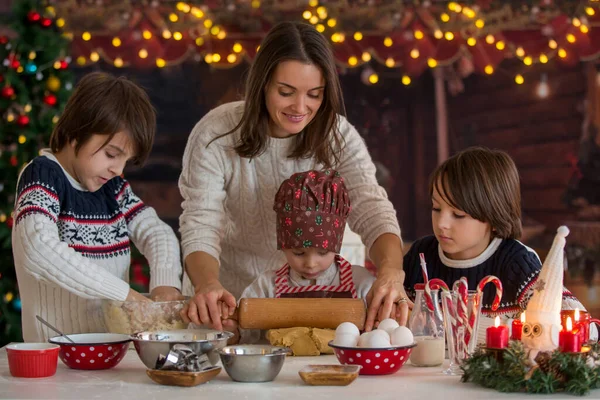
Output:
left=425, top=278, right=449, bottom=311
left=452, top=277, right=469, bottom=358
left=477, top=275, right=503, bottom=311
left=466, top=275, right=503, bottom=347
left=419, top=253, right=429, bottom=283
left=453, top=278, right=469, bottom=336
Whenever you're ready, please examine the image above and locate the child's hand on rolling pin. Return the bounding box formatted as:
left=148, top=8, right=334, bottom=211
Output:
left=219, top=300, right=240, bottom=344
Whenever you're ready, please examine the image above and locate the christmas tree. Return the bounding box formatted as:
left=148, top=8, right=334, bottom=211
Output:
left=0, top=0, right=74, bottom=346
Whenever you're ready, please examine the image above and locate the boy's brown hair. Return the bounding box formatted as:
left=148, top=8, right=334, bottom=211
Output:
left=49, top=72, right=155, bottom=165
left=428, top=146, right=522, bottom=239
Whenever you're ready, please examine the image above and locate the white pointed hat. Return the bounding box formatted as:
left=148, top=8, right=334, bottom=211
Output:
left=525, top=226, right=569, bottom=326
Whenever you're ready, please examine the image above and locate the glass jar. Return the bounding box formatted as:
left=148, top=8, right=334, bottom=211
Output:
left=408, top=284, right=445, bottom=367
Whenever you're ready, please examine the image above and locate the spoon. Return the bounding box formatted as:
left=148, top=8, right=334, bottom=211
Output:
left=36, top=315, right=76, bottom=344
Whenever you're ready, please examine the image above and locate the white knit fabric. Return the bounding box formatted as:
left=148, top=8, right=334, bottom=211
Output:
left=179, top=101, right=401, bottom=299
left=12, top=154, right=182, bottom=342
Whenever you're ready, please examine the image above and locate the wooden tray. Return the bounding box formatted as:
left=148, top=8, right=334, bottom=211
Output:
left=298, top=364, right=360, bottom=386
left=146, top=366, right=221, bottom=387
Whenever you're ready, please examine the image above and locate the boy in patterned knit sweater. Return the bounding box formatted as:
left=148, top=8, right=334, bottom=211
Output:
left=402, top=147, right=589, bottom=343
left=220, top=169, right=376, bottom=344
left=12, top=72, right=182, bottom=342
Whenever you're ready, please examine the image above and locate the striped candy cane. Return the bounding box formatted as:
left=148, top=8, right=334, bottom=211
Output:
left=453, top=277, right=469, bottom=353
left=477, top=275, right=503, bottom=311
left=425, top=278, right=449, bottom=311
left=466, top=275, right=503, bottom=347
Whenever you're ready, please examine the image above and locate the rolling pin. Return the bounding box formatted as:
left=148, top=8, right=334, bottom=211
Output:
left=229, top=298, right=367, bottom=330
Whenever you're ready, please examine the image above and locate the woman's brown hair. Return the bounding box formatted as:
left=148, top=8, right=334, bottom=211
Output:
left=50, top=72, right=155, bottom=165
left=213, top=21, right=346, bottom=167
left=429, top=146, right=522, bottom=239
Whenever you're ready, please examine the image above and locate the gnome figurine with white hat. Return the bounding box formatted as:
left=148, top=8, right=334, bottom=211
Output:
left=521, top=226, right=570, bottom=364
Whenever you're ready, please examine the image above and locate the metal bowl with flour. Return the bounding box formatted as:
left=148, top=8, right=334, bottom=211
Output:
left=131, top=329, right=233, bottom=369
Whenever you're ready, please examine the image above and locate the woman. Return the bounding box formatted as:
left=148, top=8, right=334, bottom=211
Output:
left=179, top=21, right=408, bottom=332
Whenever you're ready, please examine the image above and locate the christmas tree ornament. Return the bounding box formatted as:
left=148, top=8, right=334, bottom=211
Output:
left=10, top=59, right=20, bottom=69
left=43, top=94, right=57, bottom=106
left=0, top=36, right=7, bottom=44
left=16, top=114, right=30, bottom=126
left=26, top=10, right=40, bottom=22
left=6, top=216, right=13, bottom=228
left=40, top=17, right=52, bottom=27
left=36, top=72, right=43, bottom=80
left=46, top=75, right=60, bottom=91
left=59, top=60, right=68, bottom=69
left=10, top=155, right=17, bottom=166
left=25, top=62, right=37, bottom=74
left=521, top=226, right=569, bottom=364
left=1, top=86, right=14, bottom=98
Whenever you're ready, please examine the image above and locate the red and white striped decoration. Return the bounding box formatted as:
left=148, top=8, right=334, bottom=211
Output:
left=275, top=255, right=357, bottom=298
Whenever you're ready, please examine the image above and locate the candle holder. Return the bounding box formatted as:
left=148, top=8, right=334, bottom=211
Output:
left=484, top=347, right=505, bottom=363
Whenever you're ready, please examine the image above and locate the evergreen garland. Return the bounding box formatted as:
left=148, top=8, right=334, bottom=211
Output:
left=461, top=341, right=600, bottom=396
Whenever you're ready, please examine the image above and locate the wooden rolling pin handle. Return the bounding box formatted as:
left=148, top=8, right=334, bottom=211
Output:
left=227, top=298, right=366, bottom=330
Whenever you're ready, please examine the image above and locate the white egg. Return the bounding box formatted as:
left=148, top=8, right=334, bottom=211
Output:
left=335, top=322, right=360, bottom=338
left=333, top=332, right=358, bottom=347
left=357, top=332, right=372, bottom=347
left=362, top=329, right=392, bottom=348
left=370, top=328, right=390, bottom=342
left=377, top=318, right=400, bottom=335
left=390, top=326, right=414, bottom=347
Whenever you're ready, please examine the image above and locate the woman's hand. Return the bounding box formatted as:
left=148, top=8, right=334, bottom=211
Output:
left=180, top=280, right=236, bottom=331
left=150, top=286, right=184, bottom=302
left=126, top=288, right=152, bottom=302
left=365, top=267, right=413, bottom=331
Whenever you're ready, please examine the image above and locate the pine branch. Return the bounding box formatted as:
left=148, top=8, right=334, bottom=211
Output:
left=462, top=341, right=600, bottom=396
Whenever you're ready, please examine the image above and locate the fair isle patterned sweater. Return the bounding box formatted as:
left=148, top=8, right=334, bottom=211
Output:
left=179, top=101, right=401, bottom=300
left=12, top=151, right=182, bottom=342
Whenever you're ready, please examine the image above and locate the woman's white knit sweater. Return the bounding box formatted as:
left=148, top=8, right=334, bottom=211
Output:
left=179, top=101, right=401, bottom=299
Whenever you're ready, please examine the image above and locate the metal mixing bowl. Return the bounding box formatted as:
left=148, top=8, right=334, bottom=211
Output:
left=131, top=329, right=233, bottom=369
left=218, top=344, right=290, bottom=382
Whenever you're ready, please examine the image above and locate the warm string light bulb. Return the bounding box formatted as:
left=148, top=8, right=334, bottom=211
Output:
left=515, top=74, right=524, bottom=85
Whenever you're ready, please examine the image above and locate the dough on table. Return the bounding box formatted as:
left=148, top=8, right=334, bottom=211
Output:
left=267, top=327, right=335, bottom=356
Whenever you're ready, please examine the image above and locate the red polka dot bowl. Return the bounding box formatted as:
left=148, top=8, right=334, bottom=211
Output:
left=328, top=341, right=417, bottom=375
left=49, top=333, right=131, bottom=370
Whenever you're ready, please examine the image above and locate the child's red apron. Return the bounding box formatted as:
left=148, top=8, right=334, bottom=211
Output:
left=274, top=255, right=357, bottom=299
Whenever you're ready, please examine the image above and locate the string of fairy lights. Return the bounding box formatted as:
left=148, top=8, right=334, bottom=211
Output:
left=20, top=1, right=600, bottom=88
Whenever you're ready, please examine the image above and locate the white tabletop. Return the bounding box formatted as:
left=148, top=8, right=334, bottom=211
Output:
left=0, top=346, right=552, bottom=399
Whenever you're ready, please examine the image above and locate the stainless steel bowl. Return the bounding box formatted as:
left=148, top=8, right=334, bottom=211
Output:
left=218, top=345, right=290, bottom=382
left=130, top=329, right=233, bottom=369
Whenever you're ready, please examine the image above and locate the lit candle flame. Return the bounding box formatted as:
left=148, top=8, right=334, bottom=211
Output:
left=575, top=308, right=580, bottom=322
left=567, top=316, right=573, bottom=332
left=520, top=312, right=526, bottom=323
left=494, top=315, right=500, bottom=328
